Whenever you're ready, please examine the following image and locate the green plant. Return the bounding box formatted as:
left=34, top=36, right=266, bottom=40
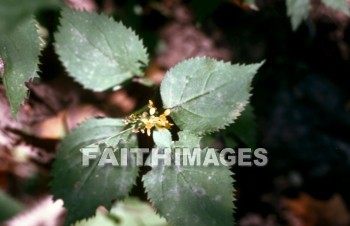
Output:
left=0, top=189, right=25, bottom=222
left=286, top=0, right=349, bottom=30
left=0, top=4, right=264, bottom=226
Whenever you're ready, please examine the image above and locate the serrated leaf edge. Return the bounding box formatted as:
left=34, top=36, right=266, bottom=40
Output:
left=2, top=17, right=42, bottom=117
left=142, top=147, right=236, bottom=226
left=54, top=8, right=149, bottom=91
left=50, top=117, right=139, bottom=225
left=162, top=56, right=264, bottom=135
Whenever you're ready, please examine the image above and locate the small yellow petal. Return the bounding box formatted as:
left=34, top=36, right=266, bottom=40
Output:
left=164, top=109, right=171, bottom=116
left=125, top=100, right=172, bottom=137
left=150, top=107, right=156, bottom=115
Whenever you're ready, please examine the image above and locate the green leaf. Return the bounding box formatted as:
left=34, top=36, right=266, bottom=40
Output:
left=224, top=105, right=257, bottom=149
left=286, top=0, right=311, bottom=30
left=51, top=118, right=139, bottom=226
left=321, top=0, right=350, bottom=16
left=74, top=210, right=118, bottom=226
left=0, top=0, right=60, bottom=32
left=160, top=57, right=263, bottom=135
left=0, top=189, right=25, bottom=222
left=175, top=131, right=202, bottom=148
left=152, top=129, right=172, bottom=148
left=244, top=0, right=256, bottom=4
left=55, top=8, right=149, bottom=91
left=74, top=198, right=170, bottom=226
left=202, top=105, right=257, bottom=149
left=243, top=0, right=258, bottom=10
left=0, top=19, right=42, bottom=117
left=143, top=132, right=234, bottom=226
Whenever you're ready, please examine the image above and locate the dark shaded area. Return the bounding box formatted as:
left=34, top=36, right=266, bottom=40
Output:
left=215, top=1, right=350, bottom=225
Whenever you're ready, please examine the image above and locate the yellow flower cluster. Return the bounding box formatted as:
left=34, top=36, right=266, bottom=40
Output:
left=124, top=100, right=173, bottom=136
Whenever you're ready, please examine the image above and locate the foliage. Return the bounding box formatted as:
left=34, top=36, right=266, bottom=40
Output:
left=0, top=5, right=267, bottom=226
left=161, top=57, right=263, bottom=135
left=0, top=189, right=25, bottom=222
left=51, top=119, right=138, bottom=226
left=286, top=0, right=311, bottom=31
left=322, top=0, right=350, bottom=16
left=286, top=0, right=350, bottom=30
left=143, top=131, right=234, bottom=226
left=0, top=19, right=42, bottom=117
left=74, top=198, right=170, bottom=226
left=55, top=8, right=148, bottom=91
left=0, top=0, right=61, bottom=32
left=1, top=0, right=349, bottom=225
left=222, top=105, right=257, bottom=149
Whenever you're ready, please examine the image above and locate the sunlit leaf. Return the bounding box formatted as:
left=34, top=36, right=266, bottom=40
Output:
left=0, top=19, right=41, bottom=117
left=160, top=57, right=263, bottom=135
left=51, top=118, right=139, bottom=226
left=55, top=8, right=149, bottom=91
